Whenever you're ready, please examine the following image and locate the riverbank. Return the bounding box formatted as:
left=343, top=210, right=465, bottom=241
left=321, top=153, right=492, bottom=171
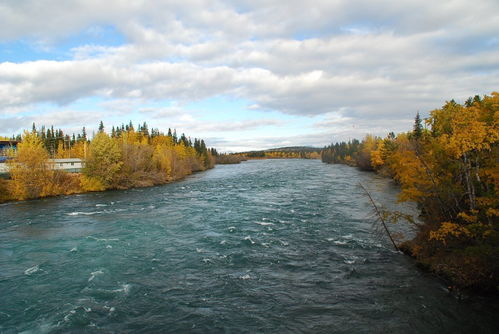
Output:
left=0, top=165, right=214, bottom=204
left=0, top=123, right=216, bottom=203
left=320, top=92, right=499, bottom=295
left=325, top=158, right=499, bottom=296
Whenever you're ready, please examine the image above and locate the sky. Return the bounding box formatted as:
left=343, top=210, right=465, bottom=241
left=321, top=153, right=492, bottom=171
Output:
left=0, top=1, right=498, bottom=152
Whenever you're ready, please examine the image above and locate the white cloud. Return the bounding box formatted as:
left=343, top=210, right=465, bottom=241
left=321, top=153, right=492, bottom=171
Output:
left=0, top=109, right=108, bottom=134
left=0, top=0, right=498, bottom=149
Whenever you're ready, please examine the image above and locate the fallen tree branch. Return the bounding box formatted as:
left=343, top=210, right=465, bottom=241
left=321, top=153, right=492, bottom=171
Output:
left=359, top=183, right=399, bottom=251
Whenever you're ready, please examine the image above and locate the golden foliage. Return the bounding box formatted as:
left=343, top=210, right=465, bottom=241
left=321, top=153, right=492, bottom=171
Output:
left=80, top=175, right=106, bottom=192
left=370, top=142, right=384, bottom=169
left=390, top=149, right=431, bottom=202
left=0, top=178, right=11, bottom=202
left=83, top=132, right=123, bottom=188
left=322, top=91, right=499, bottom=290
left=8, top=131, right=52, bottom=200
left=2, top=124, right=214, bottom=201
left=81, top=131, right=213, bottom=189
left=153, top=145, right=173, bottom=179
left=435, top=97, right=498, bottom=159
left=429, top=222, right=471, bottom=244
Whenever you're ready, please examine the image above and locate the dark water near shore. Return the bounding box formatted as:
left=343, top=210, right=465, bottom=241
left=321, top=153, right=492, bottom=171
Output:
left=1, top=159, right=498, bottom=333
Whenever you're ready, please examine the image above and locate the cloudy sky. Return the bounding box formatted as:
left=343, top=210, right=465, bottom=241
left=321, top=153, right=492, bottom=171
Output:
left=0, top=0, right=498, bottom=151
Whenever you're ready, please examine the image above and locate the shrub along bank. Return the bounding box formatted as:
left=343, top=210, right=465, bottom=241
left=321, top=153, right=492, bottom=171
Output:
left=322, top=92, right=499, bottom=293
left=0, top=123, right=215, bottom=202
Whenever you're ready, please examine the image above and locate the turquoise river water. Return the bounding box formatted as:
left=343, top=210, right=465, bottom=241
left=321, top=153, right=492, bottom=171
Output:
left=1, top=159, right=498, bottom=333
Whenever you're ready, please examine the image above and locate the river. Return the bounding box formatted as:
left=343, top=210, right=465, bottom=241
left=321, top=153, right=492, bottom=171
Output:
left=1, top=159, right=498, bottom=333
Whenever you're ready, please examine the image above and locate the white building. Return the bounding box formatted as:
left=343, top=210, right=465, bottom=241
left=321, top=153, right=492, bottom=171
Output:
left=0, top=158, right=84, bottom=175
left=51, top=158, right=84, bottom=172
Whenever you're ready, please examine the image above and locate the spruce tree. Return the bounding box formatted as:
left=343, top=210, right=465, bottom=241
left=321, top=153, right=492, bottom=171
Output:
left=142, top=122, right=149, bottom=137
left=413, top=112, right=423, bottom=140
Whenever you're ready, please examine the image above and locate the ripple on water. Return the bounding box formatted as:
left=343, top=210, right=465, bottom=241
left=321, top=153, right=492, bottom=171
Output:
left=1, top=160, right=498, bottom=333
left=24, top=265, right=40, bottom=275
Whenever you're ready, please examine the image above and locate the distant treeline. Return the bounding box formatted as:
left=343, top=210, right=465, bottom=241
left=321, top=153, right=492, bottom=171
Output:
left=214, top=154, right=247, bottom=165
left=322, top=92, right=499, bottom=292
left=244, top=147, right=321, bottom=160
left=210, top=146, right=321, bottom=164
left=0, top=122, right=215, bottom=202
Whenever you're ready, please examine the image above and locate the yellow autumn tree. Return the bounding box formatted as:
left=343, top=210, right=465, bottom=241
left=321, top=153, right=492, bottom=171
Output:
left=55, top=140, right=68, bottom=158
left=152, top=144, right=174, bottom=181
left=8, top=131, right=53, bottom=200
left=395, top=93, right=498, bottom=289
left=70, top=141, right=87, bottom=159
left=356, top=134, right=380, bottom=170
left=370, top=140, right=385, bottom=169
left=320, top=92, right=498, bottom=290
left=83, top=132, right=122, bottom=190
left=116, top=139, right=156, bottom=188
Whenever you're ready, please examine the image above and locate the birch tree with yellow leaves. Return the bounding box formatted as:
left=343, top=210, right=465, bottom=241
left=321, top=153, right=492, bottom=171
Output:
left=82, top=132, right=122, bottom=190
left=8, top=131, right=53, bottom=200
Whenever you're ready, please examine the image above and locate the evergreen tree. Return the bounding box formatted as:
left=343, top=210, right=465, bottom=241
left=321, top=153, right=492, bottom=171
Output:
left=413, top=112, right=423, bottom=140
left=98, top=121, right=105, bottom=133
left=41, top=126, right=46, bottom=143
left=49, top=126, right=56, bottom=156
left=173, top=129, right=178, bottom=144
left=180, top=133, right=189, bottom=147
left=194, top=138, right=200, bottom=153
left=141, top=122, right=149, bottom=137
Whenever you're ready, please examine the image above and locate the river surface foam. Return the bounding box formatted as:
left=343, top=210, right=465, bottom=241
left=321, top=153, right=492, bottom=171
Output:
left=1, top=159, right=498, bottom=333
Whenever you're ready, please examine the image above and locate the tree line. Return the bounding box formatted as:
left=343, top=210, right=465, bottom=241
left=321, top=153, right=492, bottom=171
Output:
left=207, top=147, right=321, bottom=164
left=0, top=122, right=215, bottom=202
left=322, top=92, right=498, bottom=292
